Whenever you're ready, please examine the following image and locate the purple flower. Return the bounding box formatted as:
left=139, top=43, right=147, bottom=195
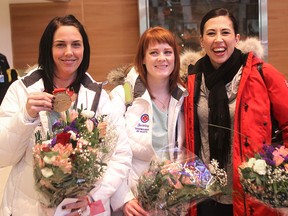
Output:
left=263, top=145, right=275, bottom=159
left=49, top=137, right=57, bottom=147
left=263, top=157, right=275, bottom=166
left=52, top=121, right=62, bottom=131
left=64, top=121, right=78, bottom=133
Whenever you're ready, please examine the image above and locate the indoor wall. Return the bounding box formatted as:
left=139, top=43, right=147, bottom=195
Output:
left=9, top=0, right=288, bottom=81
left=9, top=0, right=140, bottom=84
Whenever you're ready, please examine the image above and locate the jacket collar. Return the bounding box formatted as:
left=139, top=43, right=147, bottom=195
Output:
left=21, top=69, right=102, bottom=112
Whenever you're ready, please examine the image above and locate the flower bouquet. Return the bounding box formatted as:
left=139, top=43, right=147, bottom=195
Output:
left=137, top=155, right=227, bottom=215
left=239, top=144, right=288, bottom=208
left=33, top=108, right=116, bottom=208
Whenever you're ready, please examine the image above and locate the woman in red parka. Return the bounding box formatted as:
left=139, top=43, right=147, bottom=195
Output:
left=185, top=8, right=288, bottom=216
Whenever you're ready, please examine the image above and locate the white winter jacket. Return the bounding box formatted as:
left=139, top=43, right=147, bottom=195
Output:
left=0, top=69, right=132, bottom=216
left=109, top=67, right=188, bottom=212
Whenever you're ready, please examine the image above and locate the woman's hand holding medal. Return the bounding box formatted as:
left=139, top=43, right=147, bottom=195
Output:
left=26, top=92, right=55, bottom=118
left=26, top=88, right=74, bottom=118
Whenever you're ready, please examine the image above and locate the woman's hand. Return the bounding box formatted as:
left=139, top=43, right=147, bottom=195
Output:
left=123, top=199, right=149, bottom=216
left=62, top=196, right=89, bottom=216
left=26, top=92, right=54, bottom=118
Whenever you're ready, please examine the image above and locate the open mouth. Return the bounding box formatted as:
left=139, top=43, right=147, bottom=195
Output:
left=213, top=47, right=226, bottom=54
left=155, top=65, right=168, bottom=69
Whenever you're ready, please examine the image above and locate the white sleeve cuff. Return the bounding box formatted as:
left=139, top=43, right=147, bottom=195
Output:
left=23, top=107, right=38, bottom=123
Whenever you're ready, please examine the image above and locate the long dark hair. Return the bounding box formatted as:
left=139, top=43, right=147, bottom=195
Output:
left=200, top=8, right=239, bottom=36
left=134, top=26, right=182, bottom=97
left=38, top=14, right=90, bottom=93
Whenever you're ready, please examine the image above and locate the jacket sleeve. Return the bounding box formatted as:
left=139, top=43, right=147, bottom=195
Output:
left=0, top=80, right=39, bottom=167
left=109, top=85, right=127, bottom=115
left=109, top=85, right=138, bottom=211
left=89, top=90, right=132, bottom=209
left=110, top=180, right=135, bottom=212
left=262, top=63, right=288, bottom=145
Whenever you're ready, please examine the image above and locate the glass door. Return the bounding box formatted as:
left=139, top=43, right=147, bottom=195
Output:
left=138, top=0, right=267, bottom=59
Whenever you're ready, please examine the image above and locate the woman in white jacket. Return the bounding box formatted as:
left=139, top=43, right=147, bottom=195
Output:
left=109, top=26, right=188, bottom=216
left=0, top=15, right=131, bottom=216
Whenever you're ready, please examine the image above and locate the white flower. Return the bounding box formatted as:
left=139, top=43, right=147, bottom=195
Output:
left=81, top=110, right=95, bottom=118
left=41, top=167, right=54, bottom=178
left=69, top=130, right=77, bottom=140
left=43, top=155, right=56, bottom=164
left=253, top=159, right=267, bottom=175
left=247, top=158, right=256, bottom=168
left=42, top=140, right=52, bottom=145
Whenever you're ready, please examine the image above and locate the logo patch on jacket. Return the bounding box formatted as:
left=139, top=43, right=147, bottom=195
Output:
left=135, top=114, right=149, bottom=133
left=140, top=114, right=149, bottom=123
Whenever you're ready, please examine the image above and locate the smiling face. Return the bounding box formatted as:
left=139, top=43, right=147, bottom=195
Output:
left=200, top=15, right=240, bottom=69
left=52, top=25, right=84, bottom=80
left=143, top=42, right=175, bottom=81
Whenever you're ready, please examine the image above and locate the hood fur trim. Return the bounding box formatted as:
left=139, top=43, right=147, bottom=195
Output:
left=236, top=37, right=264, bottom=59
left=106, top=64, right=133, bottom=86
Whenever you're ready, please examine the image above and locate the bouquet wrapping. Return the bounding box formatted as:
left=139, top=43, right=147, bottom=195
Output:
left=239, top=144, right=288, bottom=208
left=137, top=154, right=227, bottom=215
left=33, top=108, right=117, bottom=208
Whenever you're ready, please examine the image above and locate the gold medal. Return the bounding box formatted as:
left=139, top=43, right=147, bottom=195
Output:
left=52, top=88, right=73, bottom=112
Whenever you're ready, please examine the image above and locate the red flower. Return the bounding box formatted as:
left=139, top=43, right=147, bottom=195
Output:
left=56, top=132, right=71, bottom=145
left=42, top=146, right=51, bottom=152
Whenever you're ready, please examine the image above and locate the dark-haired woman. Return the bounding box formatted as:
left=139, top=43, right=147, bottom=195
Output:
left=0, top=15, right=131, bottom=216
left=185, top=8, right=288, bottom=216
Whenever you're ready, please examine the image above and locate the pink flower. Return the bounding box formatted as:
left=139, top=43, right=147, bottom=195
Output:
left=97, top=122, right=107, bottom=138
left=53, top=158, right=72, bottom=174
left=274, top=155, right=285, bottom=167
left=69, top=109, right=79, bottom=122
left=273, top=146, right=288, bottom=166
left=52, top=143, right=73, bottom=158
left=52, top=143, right=73, bottom=173
left=76, top=138, right=89, bottom=148
left=85, top=119, right=94, bottom=132
left=277, top=146, right=288, bottom=157
left=284, top=164, right=288, bottom=173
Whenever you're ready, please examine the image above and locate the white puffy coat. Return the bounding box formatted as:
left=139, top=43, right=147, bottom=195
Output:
left=109, top=67, right=188, bottom=212
left=0, top=69, right=132, bottom=216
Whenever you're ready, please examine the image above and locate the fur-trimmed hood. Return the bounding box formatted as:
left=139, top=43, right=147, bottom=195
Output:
left=107, top=37, right=264, bottom=86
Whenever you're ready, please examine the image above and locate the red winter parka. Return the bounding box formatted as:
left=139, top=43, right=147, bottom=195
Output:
left=185, top=51, right=288, bottom=216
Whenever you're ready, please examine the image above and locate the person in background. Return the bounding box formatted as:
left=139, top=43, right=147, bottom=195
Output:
left=0, top=53, right=11, bottom=104
left=184, top=8, right=288, bottom=216
left=0, top=14, right=131, bottom=216
left=108, top=26, right=188, bottom=215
